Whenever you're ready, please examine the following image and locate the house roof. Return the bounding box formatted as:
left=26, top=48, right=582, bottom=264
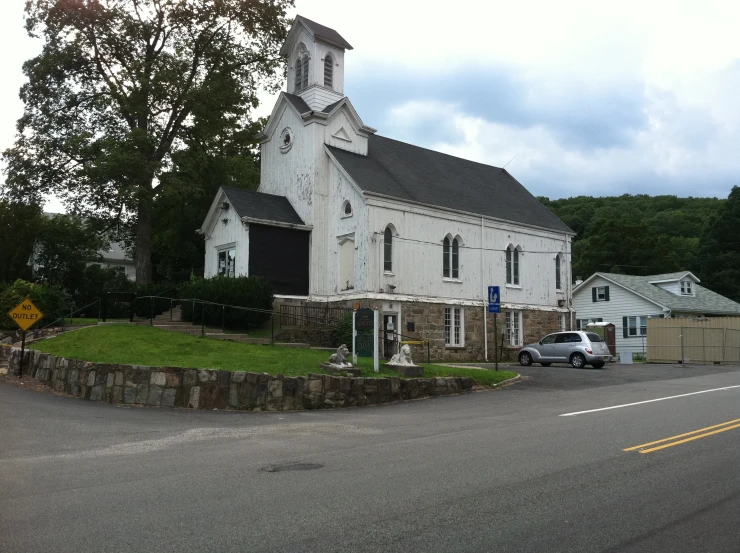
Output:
left=294, top=16, right=353, bottom=50
left=322, top=98, right=344, bottom=113
left=326, top=135, right=573, bottom=233
left=579, top=272, right=740, bottom=316
left=221, top=186, right=306, bottom=226
left=284, top=92, right=311, bottom=114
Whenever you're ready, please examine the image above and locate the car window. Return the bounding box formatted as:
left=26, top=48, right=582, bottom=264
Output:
left=554, top=334, right=568, bottom=344
left=541, top=334, right=557, bottom=344
left=565, top=333, right=582, bottom=343
left=586, top=332, right=602, bottom=342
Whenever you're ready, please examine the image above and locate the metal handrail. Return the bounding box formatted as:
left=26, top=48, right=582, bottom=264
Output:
left=40, top=299, right=102, bottom=331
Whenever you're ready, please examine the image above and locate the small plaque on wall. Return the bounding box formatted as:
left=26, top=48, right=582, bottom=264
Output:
left=407, top=322, right=415, bottom=332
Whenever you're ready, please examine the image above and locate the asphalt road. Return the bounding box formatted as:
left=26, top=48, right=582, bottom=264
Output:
left=2, top=363, right=740, bottom=553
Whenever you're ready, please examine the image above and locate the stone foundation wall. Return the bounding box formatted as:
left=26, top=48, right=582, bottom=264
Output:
left=273, top=298, right=569, bottom=362
left=401, top=303, right=566, bottom=362
left=6, top=348, right=474, bottom=411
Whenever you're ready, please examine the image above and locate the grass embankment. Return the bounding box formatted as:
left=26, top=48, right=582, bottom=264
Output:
left=31, top=325, right=516, bottom=386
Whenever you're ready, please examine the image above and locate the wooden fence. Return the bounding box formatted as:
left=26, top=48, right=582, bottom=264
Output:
left=646, top=317, right=740, bottom=364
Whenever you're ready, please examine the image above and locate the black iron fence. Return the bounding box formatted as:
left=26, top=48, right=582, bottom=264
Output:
left=279, top=304, right=352, bottom=327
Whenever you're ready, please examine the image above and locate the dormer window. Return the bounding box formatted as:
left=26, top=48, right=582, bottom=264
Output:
left=294, top=44, right=309, bottom=92
left=324, top=53, right=334, bottom=89
left=681, top=280, right=693, bottom=295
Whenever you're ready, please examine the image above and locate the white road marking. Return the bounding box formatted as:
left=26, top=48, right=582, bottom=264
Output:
left=560, top=385, right=740, bottom=417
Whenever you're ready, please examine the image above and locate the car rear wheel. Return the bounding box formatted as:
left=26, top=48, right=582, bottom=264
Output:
left=591, top=362, right=605, bottom=369
left=540, top=363, right=551, bottom=367
left=570, top=353, right=586, bottom=368
left=519, top=351, right=533, bottom=366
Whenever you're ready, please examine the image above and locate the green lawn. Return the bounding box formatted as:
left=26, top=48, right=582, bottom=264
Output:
left=30, top=325, right=516, bottom=386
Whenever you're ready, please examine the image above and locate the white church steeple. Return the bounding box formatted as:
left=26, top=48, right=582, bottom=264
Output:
left=280, top=16, right=351, bottom=111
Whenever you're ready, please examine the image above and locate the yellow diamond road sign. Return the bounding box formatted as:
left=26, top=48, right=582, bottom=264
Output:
left=8, top=298, right=44, bottom=331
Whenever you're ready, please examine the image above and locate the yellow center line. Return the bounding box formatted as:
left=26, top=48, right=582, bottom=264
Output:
left=624, top=418, right=740, bottom=452
left=640, top=423, right=740, bottom=453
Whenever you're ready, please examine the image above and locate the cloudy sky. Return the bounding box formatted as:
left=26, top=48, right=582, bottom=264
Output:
left=1, top=0, right=739, bottom=211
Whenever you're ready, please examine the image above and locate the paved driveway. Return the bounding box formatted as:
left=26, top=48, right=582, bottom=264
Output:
left=472, top=361, right=740, bottom=391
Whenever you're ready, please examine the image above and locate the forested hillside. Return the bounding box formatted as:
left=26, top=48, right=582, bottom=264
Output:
left=540, top=190, right=740, bottom=302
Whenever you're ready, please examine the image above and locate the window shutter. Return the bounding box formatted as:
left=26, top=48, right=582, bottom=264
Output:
left=592, top=288, right=597, bottom=302
left=604, top=286, right=610, bottom=301
left=622, top=317, right=628, bottom=338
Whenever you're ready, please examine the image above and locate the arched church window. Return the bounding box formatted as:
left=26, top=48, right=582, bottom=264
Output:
left=384, top=226, right=393, bottom=273
left=295, top=45, right=309, bottom=92
left=324, top=54, right=333, bottom=89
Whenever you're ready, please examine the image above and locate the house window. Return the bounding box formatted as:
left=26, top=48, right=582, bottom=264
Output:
left=342, top=200, right=352, bottom=217
left=442, top=236, right=461, bottom=278
left=555, top=256, right=561, bottom=290
left=444, top=307, right=463, bottom=346
left=506, top=311, right=523, bottom=347
left=217, top=248, right=236, bottom=277
left=592, top=286, right=610, bottom=302
left=681, top=281, right=693, bottom=295
left=324, top=53, right=333, bottom=88
left=576, top=318, right=602, bottom=330
left=384, top=227, right=393, bottom=273
left=625, top=316, right=648, bottom=337
left=506, top=246, right=520, bottom=285
left=452, top=238, right=459, bottom=279
left=294, top=45, right=309, bottom=92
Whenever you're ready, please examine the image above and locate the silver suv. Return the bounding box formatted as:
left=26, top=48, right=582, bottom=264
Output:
left=518, top=331, right=611, bottom=369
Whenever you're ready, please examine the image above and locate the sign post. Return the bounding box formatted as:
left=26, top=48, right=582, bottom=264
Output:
left=8, top=298, right=44, bottom=377
left=374, top=309, right=379, bottom=373
left=488, top=286, right=500, bottom=371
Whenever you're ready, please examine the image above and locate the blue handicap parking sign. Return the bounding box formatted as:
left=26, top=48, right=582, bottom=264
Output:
left=488, top=286, right=500, bottom=313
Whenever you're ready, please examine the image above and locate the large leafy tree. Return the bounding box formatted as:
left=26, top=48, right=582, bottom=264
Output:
left=4, top=0, right=292, bottom=283
left=32, top=214, right=107, bottom=292
left=540, top=194, right=721, bottom=279
left=0, top=200, right=44, bottom=282
left=697, top=186, right=740, bottom=301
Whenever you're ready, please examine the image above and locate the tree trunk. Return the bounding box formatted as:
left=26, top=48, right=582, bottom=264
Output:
left=134, top=190, right=154, bottom=284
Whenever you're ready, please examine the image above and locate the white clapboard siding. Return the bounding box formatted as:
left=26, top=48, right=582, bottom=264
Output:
left=367, top=198, right=572, bottom=308
left=203, top=196, right=249, bottom=278
left=573, top=276, right=664, bottom=356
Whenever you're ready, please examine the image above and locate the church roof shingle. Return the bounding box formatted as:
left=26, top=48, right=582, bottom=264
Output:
left=327, top=135, right=573, bottom=234
left=295, top=16, right=353, bottom=50
left=222, top=186, right=306, bottom=226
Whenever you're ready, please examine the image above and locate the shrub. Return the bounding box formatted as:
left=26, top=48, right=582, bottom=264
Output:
left=333, top=312, right=354, bottom=350
left=0, top=279, right=71, bottom=329
left=179, top=276, right=273, bottom=330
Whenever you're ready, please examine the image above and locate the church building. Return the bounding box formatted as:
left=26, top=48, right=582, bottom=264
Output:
left=200, top=16, right=575, bottom=361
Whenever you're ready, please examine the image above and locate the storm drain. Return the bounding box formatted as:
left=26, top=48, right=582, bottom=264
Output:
left=261, top=462, right=324, bottom=473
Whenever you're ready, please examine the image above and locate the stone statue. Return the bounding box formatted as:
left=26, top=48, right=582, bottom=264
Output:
left=321, top=344, right=360, bottom=375
left=388, top=344, right=414, bottom=366
left=386, top=344, right=424, bottom=376
left=328, top=344, right=352, bottom=367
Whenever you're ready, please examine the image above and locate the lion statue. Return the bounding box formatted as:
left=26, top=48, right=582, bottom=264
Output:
left=388, top=344, right=415, bottom=366
left=328, top=344, right=352, bottom=367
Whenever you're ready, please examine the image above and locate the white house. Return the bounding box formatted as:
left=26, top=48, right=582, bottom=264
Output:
left=572, top=271, right=740, bottom=357
left=200, top=16, right=575, bottom=360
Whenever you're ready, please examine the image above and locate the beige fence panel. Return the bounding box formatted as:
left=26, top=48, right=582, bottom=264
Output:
left=647, top=317, right=740, bottom=364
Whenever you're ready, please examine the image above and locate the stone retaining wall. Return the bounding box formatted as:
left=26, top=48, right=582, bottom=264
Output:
left=7, top=348, right=474, bottom=411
